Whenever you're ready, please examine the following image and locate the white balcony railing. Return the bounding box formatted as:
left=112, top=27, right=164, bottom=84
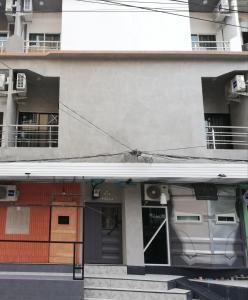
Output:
left=0, top=41, right=7, bottom=53
left=192, top=41, right=230, bottom=51
left=0, top=124, right=58, bottom=148
left=24, top=40, right=61, bottom=53
left=206, top=126, right=248, bottom=149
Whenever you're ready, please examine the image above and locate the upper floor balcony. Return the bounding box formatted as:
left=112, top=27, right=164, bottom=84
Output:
left=192, top=38, right=230, bottom=51
left=206, top=125, right=248, bottom=149
left=0, top=69, right=59, bottom=148
left=24, top=40, right=61, bottom=52
left=0, top=40, right=61, bottom=53
left=0, top=124, right=59, bottom=148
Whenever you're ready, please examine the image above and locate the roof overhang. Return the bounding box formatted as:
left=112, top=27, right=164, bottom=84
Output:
left=0, top=162, right=247, bottom=184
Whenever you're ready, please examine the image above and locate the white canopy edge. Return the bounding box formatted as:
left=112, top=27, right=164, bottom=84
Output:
left=0, top=162, right=247, bottom=181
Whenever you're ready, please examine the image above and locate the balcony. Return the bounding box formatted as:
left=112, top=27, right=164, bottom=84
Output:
left=0, top=124, right=59, bottom=148
left=24, top=40, right=61, bottom=52
left=192, top=41, right=230, bottom=51
left=206, top=125, right=248, bottom=149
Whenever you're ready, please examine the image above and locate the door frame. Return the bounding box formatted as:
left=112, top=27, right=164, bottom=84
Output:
left=142, top=205, right=171, bottom=266
left=84, top=202, right=123, bottom=264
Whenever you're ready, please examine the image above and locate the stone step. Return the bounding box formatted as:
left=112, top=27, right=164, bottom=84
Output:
left=84, top=286, right=192, bottom=300
left=84, top=274, right=180, bottom=291
left=84, top=265, right=127, bottom=276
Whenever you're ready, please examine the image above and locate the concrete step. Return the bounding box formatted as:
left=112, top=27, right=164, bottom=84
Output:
left=85, top=265, right=127, bottom=276
left=84, top=286, right=192, bottom=300
left=84, top=274, right=180, bottom=291
left=0, top=277, right=83, bottom=300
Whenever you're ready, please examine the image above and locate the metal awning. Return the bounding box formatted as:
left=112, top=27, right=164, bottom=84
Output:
left=0, top=162, right=247, bottom=183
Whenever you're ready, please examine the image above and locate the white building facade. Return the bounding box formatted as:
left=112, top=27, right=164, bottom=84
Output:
left=0, top=1, right=248, bottom=299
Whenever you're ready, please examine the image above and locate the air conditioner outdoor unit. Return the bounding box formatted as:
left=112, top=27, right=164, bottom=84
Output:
left=231, top=75, right=246, bottom=94
left=213, top=0, right=230, bottom=22
left=0, top=74, right=6, bottom=91
left=0, top=185, right=17, bottom=202
left=16, top=73, right=27, bottom=91
left=5, top=0, right=14, bottom=12
left=144, top=184, right=169, bottom=202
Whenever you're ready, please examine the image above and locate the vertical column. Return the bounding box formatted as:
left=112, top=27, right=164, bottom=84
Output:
left=14, top=0, right=22, bottom=37
left=2, top=69, right=15, bottom=147
left=123, top=184, right=145, bottom=273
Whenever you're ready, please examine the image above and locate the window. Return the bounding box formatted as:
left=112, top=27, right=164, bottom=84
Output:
left=17, top=112, right=59, bottom=147
left=0, top=33, right=8, bottom=42
left=28, top=33, right=60, bottom=50
left=5, top=207, right=30, bottom=234
left=191, top=34, right=217, bottom=50
left=58, top=216, right=70, bottom=225
left=216, top=214, right=236, bottom=224
left=175, top=213, right=202, bottom=223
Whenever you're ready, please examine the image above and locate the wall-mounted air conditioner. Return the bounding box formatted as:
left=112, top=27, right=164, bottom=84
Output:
left=0, top=185, right=17, bottom=202
left=231, top=75, right=246, bottom=94
left=16, top=73, right=27, bottom=91
left=213, top=0, right=230, bottom=22
left=144, top=184, right=169, bottom=202
left=0, top=74, right=6, bottom=91
left=5, top=0, right=14, bottom=12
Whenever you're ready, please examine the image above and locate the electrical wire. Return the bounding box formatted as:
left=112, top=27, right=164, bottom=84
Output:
left=60, top=102, right=133, bottom=151
left=144, top=152, right=248, bottom=162
left=78, top=0, right=248, bottom=30
left=0, top=152, right=128, bottom=162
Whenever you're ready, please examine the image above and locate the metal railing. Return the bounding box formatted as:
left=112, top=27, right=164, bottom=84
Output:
left=0, top=239, right=84, bottom=280
left=0, top=124, right=59, bottom=148
left=206, top=125, right=248, bottom=149
left=24, top=40, right=61, bottom=52
left=192, top=41, right=230, bottom=51
left=0, top=41, right=6, bottom=53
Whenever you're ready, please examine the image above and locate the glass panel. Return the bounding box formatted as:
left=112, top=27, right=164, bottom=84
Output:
left=176, top=215, right=201, bottom=221
left=0, top=33, right=7, bottom=42
left=142, top=208, right=168, bottom=264
left=199, top=35, right=217, bottom=50
left=58, top=216, right=70, bottom=225
left=102, top=207, right=119, bottom=230
left=217, top=216, right=235, bottom=222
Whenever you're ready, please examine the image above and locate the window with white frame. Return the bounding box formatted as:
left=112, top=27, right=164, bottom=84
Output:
left=175, top=213, right=202, bottom=223
left=216, top=213, right=236, bottom=224
left=191, top=34, right=217, bottom=50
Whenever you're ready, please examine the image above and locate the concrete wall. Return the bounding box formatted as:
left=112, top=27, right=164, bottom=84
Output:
left=190, top=13, right=218, bottom=36
left=18, top=78, right=59, bottom=113
left=0, top=56, right=248, bottom=160
left=61, top=0, right=192, bottom=51
left=26, top=13, right=61, bottom=38
left=222, top=0, right=242, bottom=51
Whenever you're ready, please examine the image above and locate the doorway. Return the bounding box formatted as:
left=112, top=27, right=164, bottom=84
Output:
left=142, top=206, right=170, bottom=265
left=84, top=204, right=122, bottom=264
left=49, top=203, right=78, bottom=263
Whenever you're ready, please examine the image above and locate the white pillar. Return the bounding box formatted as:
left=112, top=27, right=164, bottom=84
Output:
left=123, top=184, right=145, bottom=270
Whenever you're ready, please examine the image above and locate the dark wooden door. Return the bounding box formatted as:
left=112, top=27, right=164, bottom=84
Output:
left=84, top=204, right=122, bottom=264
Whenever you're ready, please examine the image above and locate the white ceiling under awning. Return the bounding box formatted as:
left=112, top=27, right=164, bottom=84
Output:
left=0, top=162, right=247, bottom=183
